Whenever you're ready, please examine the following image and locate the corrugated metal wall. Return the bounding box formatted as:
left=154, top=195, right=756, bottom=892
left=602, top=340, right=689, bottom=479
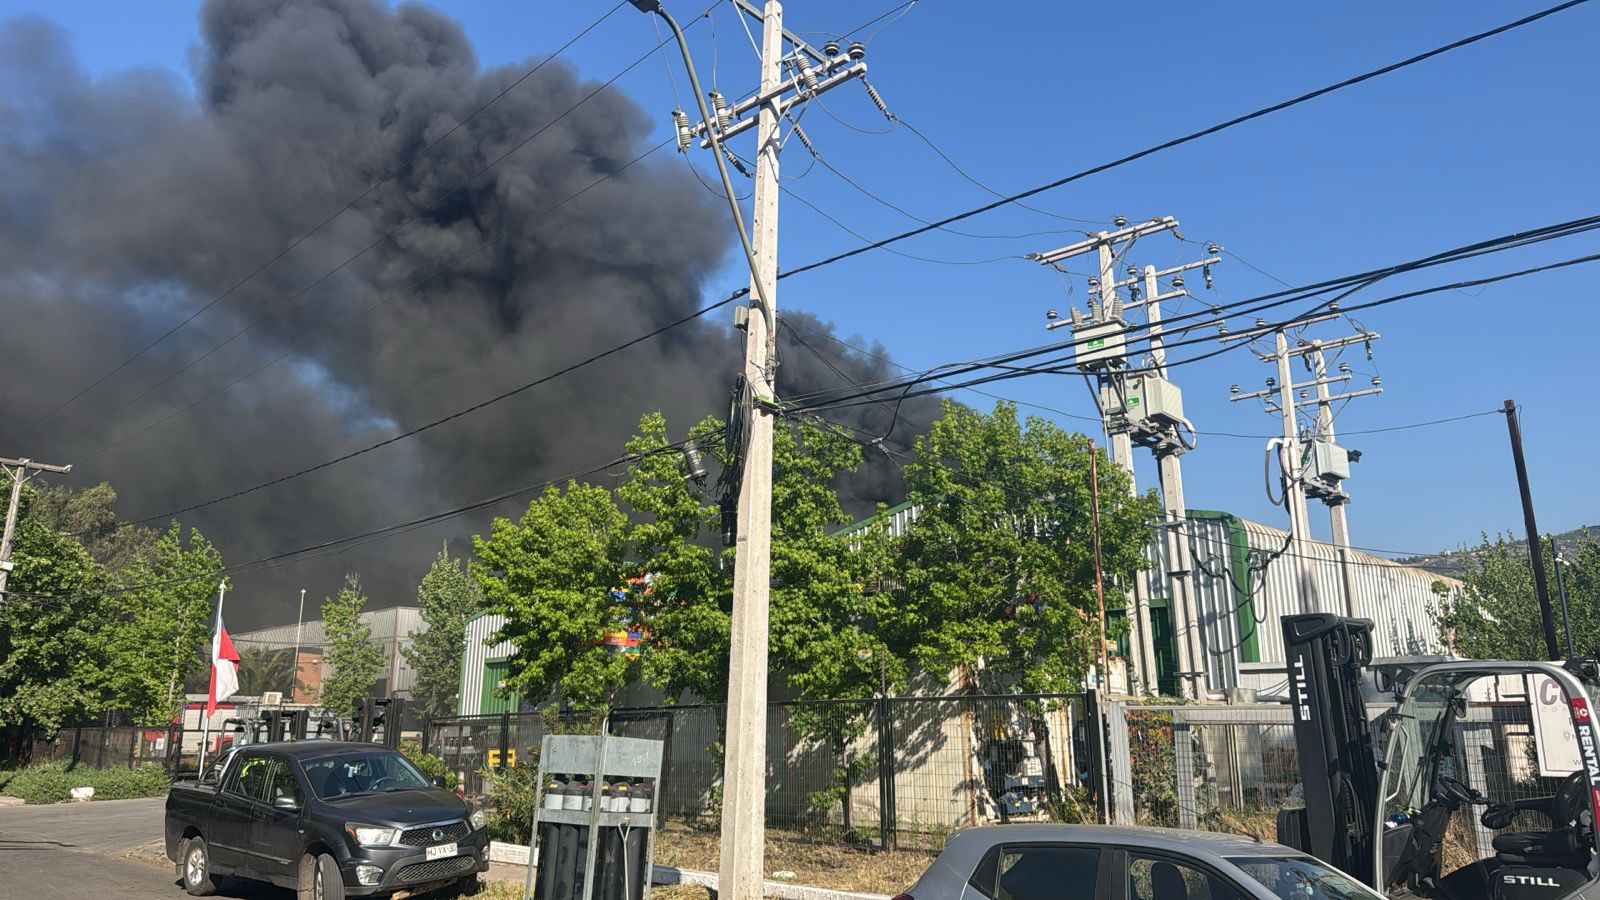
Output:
left=458, top=613, right=517, bottom=715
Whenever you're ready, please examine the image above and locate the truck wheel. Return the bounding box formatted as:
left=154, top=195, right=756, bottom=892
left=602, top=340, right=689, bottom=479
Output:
left=313, top=853, right=346, bottom=900
left=180, top=837, right=218, bottom=896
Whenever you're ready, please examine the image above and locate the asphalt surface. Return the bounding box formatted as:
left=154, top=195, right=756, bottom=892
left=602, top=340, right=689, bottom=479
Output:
left=0, top=797, right=282, bottom=899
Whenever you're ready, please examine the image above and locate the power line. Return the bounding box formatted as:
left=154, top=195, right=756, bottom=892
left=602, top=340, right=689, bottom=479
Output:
left=23, top=1, right=631, bottom=437
left=45, top=23, right=705, bottom=454
left=793, top=250, right=1600, bottom=415
left=773, top=0, right=1594, bottom=283
left=782, top=216, right=1600, bottom=411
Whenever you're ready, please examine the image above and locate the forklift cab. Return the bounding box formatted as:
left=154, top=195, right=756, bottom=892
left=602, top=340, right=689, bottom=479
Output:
left=1375, top=661, right=1600, bottom=900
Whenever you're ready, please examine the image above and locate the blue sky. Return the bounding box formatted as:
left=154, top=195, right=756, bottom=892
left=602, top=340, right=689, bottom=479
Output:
left=6, top=0, right=1597, bottom=557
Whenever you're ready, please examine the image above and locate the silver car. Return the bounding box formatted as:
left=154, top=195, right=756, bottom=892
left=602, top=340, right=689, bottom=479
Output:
left=895, top=824, right=1384, bottom=900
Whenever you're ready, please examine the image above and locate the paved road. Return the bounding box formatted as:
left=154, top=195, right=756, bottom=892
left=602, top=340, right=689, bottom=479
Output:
left=0, top=797, right=282, bottom=899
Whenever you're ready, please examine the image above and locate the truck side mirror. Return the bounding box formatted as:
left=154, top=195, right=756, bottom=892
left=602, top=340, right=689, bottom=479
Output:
left=431, top=776, right=446, bottom=788
left=274, top=796, right=300, bottom=811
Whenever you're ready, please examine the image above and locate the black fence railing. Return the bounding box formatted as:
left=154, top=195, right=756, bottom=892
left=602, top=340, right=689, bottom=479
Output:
left=425, top=693, right=1094, bottom=851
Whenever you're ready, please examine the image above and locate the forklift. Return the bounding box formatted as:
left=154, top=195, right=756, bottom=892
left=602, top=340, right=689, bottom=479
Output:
left=1277, top=612, right=1600, bottom=900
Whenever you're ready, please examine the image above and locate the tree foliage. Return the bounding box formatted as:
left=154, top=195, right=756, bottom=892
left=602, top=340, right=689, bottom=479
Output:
left=105, top=523, right=226, bottom=725
left=317, top=575, right=386, bottom=714
left=403, top=544, right=485, bottom=717
left=235, top=646, right=299, bottom=698
left=0, top=488, right=110, bottom=730
left=1433, top=530, right=1600, bottom=660
left=892, top=400, right=1158, bottom=694
left=474, top=481, right=630, bottom=712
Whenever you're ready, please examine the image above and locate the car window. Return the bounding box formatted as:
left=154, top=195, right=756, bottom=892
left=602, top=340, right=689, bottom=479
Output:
left=1225, top=856, right=1383, bottom=900
left=266, top=759, right=304, bottom=806
left=1129, top=853, right=1246, bottom=900
left=225, top=754, right=273, bottom=802
left=969, top=844, right=1101, bottom=900
left=302, top=749, right=430, bottom=799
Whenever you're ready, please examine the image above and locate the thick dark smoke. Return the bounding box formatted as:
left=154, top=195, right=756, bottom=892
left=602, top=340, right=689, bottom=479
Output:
left=0, top=0, right=939, bottom=629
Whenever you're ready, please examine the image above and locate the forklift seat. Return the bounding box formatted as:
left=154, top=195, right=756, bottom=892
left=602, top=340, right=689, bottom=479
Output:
left=1490, top=830, right=1588, bottom=869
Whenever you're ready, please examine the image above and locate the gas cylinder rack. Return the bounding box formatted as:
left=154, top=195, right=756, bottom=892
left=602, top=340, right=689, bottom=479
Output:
left=521, top=733, right=664, bottom=900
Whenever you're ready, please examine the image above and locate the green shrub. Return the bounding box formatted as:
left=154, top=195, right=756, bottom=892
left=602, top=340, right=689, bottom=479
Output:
left=0, top=761, right=170, bottom=804
left=485, top=764, right=541, bottom=844
left=399, top=740, right=458, bottom=791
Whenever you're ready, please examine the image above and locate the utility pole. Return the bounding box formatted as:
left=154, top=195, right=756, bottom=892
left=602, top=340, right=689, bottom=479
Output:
left=1552, top=536, right=1574, bottom=659
left=628, top=3, right=875, bottom=896
left=1031, top=219, right=1217, bottom=698
left=1229, top=323, right=1380, bottom=616
left=1502, top=399, right=1560, bottom=661
left=292, top=587, right=306, bottom=700
left=0, top=456, right=73, bottom=597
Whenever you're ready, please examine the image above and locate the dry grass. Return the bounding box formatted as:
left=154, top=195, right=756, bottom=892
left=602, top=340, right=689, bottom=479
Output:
left=652, top=827, right=934, bottom=896
left=479, top=883, right=710, bottom=900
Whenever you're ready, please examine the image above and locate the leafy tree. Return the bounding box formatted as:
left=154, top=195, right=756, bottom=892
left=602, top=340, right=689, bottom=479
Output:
left=892, top=400, right=1158, bottom=694
left=0, top=487, right=111, bottom=731
left=402, top=543, right=485, bottom=717
left=1432, top=530, right=1600, bottom=660
left=619, top=412, right=730, bottom=705
left=234, top=646, right=300, bottom=697
left=103, top=523, right=226, bottom=725
left=768, top=417, right=906, bottom=831
left=25, top=481, right=158, bottom=574
left=473, top=482, right=630, bottom=712
left=317, top=575, right=386, bottom=714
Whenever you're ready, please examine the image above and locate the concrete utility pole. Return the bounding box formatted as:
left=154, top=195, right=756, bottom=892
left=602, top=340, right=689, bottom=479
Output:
left=628, top=3, right=874, bottom=896
left=1030, top=219, right=1216, bottom=698
left=1502, top=398, right=1561, bottom=661
left=1229, top=325, right=1381, bottom=616
left=0, top=456, right=73, bottom=597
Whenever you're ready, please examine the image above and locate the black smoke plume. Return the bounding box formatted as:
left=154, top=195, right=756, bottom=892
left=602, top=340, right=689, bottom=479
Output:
left=0, top=0, right=939, bottom=629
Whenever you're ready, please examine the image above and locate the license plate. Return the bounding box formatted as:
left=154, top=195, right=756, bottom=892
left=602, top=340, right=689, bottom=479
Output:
left=426, top=842, right=457, bottom=861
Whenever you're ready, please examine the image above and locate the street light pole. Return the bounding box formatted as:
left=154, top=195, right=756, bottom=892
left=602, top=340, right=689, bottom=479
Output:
left=1553, top=537, right=1574, bottom=659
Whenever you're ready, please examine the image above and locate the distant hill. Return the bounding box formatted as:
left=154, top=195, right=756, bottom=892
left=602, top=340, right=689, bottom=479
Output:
left=1395, top=523, right=1598, bottom=579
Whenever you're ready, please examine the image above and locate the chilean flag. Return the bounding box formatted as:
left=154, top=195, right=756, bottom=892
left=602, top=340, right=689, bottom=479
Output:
left=206, top=605, right=241, bottom=717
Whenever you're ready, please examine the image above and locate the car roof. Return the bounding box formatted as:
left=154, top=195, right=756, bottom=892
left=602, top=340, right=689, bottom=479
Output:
left=944, top=824, right=1302, bottom=859
left=235, top=741, right=398, bottom=760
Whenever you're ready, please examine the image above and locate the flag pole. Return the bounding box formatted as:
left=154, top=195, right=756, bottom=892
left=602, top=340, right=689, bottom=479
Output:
left=197, top=581, right=227, bottom=775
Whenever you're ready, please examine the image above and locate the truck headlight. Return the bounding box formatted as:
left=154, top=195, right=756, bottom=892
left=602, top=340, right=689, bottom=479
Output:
left=345, top=823, right=398, bottom=847
left=470, top=808, right=488, bottom=831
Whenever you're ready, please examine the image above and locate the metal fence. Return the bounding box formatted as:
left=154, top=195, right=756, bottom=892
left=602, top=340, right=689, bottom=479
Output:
left=427, top=693, right=1097, bottom=851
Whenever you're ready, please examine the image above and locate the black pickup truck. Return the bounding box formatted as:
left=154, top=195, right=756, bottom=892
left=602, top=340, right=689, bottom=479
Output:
left=165, top=741, right=489, bottom=899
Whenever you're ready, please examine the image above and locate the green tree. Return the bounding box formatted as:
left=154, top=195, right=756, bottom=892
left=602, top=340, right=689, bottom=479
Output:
left=892, top=400, right=1159, bottom=694
left=768, top=418, right=906, bottom=831
left=1432, top=530, right=1600, bottom=660
left=619, top=412, right=730, bottom=705
left=26, top=481, right=158, bottom=574
left=104, top=523, right=226, bottom=725
left=234, top=646, right=300, bottom=697
left=0, top=486, right=111, bottom=731
left=317, top=575, right=386, bottom=713
left=402, top=544, right=485, bottom=717
left=473, top=482, right=630, bottom=711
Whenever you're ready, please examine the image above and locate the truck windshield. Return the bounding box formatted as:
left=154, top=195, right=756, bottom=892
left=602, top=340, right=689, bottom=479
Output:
left=303, top=750, right=431, bottom=799
left=1226, top=856, right=1382, bottom=900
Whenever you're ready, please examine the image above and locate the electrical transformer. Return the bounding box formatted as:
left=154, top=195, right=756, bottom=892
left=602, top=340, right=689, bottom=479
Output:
left=1306, top=439, right=1351, bottom=485
left=1073, top=320, right=1126, bottom=370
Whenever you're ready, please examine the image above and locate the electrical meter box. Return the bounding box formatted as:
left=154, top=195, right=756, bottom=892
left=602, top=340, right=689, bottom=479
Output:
left=1307, top=440, right=1351, bottom=484
left=1073, top=320, right=1126, bottom=370
left=1129, top=375, right=1184, bottom=426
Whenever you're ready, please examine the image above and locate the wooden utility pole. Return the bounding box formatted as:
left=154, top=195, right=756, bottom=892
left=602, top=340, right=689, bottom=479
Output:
left=0, top=456, right=73, bottom=597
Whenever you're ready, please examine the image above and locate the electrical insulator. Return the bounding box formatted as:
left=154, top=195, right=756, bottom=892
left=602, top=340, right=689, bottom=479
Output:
left=847, top=41, right=865, bottom=60
left=671, top=109, right=692, bottom=151
left=1127, top=284, right=1140, bottom=302
left=1114, top=215, right=1128, bottom=227
left=1217, top=322, right=1229, bottom=335
left=795, top=56, right=819, bottom=93
left=790, top=120, right=816, bottom=154
left=1299, top=389, right=1309, bottom=400
left=861, top=78, right=893, bottom=120
left=1128, top=265, right=1139, bottom=277
left=725, top=149, right=750, bottom=177
left=1070, top=307, right=1085, bottom=326
left=1086, top=277, right=1100, bottom=293
left=1338, top=362, right=1351, bottom=373
left=1255, top=317, right=1267, bottom=328
left=823, top=40, right=840, bottom=57
left=1172, top=274, right=1185, bottom=289
left=1206, top=242, right=1221, bottom=255
left=1365, top=340, right=1374, bottom=361
left=709, top=90, right=730, bottom=133
left=1371, top=375, right=1383, bottom=386
left=1045, top=309, right=1059, bottom=321
left=1266, top=377, right=1277, bottom=388
left=1203, top=264, right=1213, bottom=290
left=1230, top=384, right=1240, bottom=394
left=1328, top=300, right=1341, bottom=312
left=1108, top=294, right=1124, bottom=319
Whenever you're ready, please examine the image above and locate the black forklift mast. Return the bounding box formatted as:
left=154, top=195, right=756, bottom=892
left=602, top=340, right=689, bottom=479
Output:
left=1277, top=613, right=1381, bottom=887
